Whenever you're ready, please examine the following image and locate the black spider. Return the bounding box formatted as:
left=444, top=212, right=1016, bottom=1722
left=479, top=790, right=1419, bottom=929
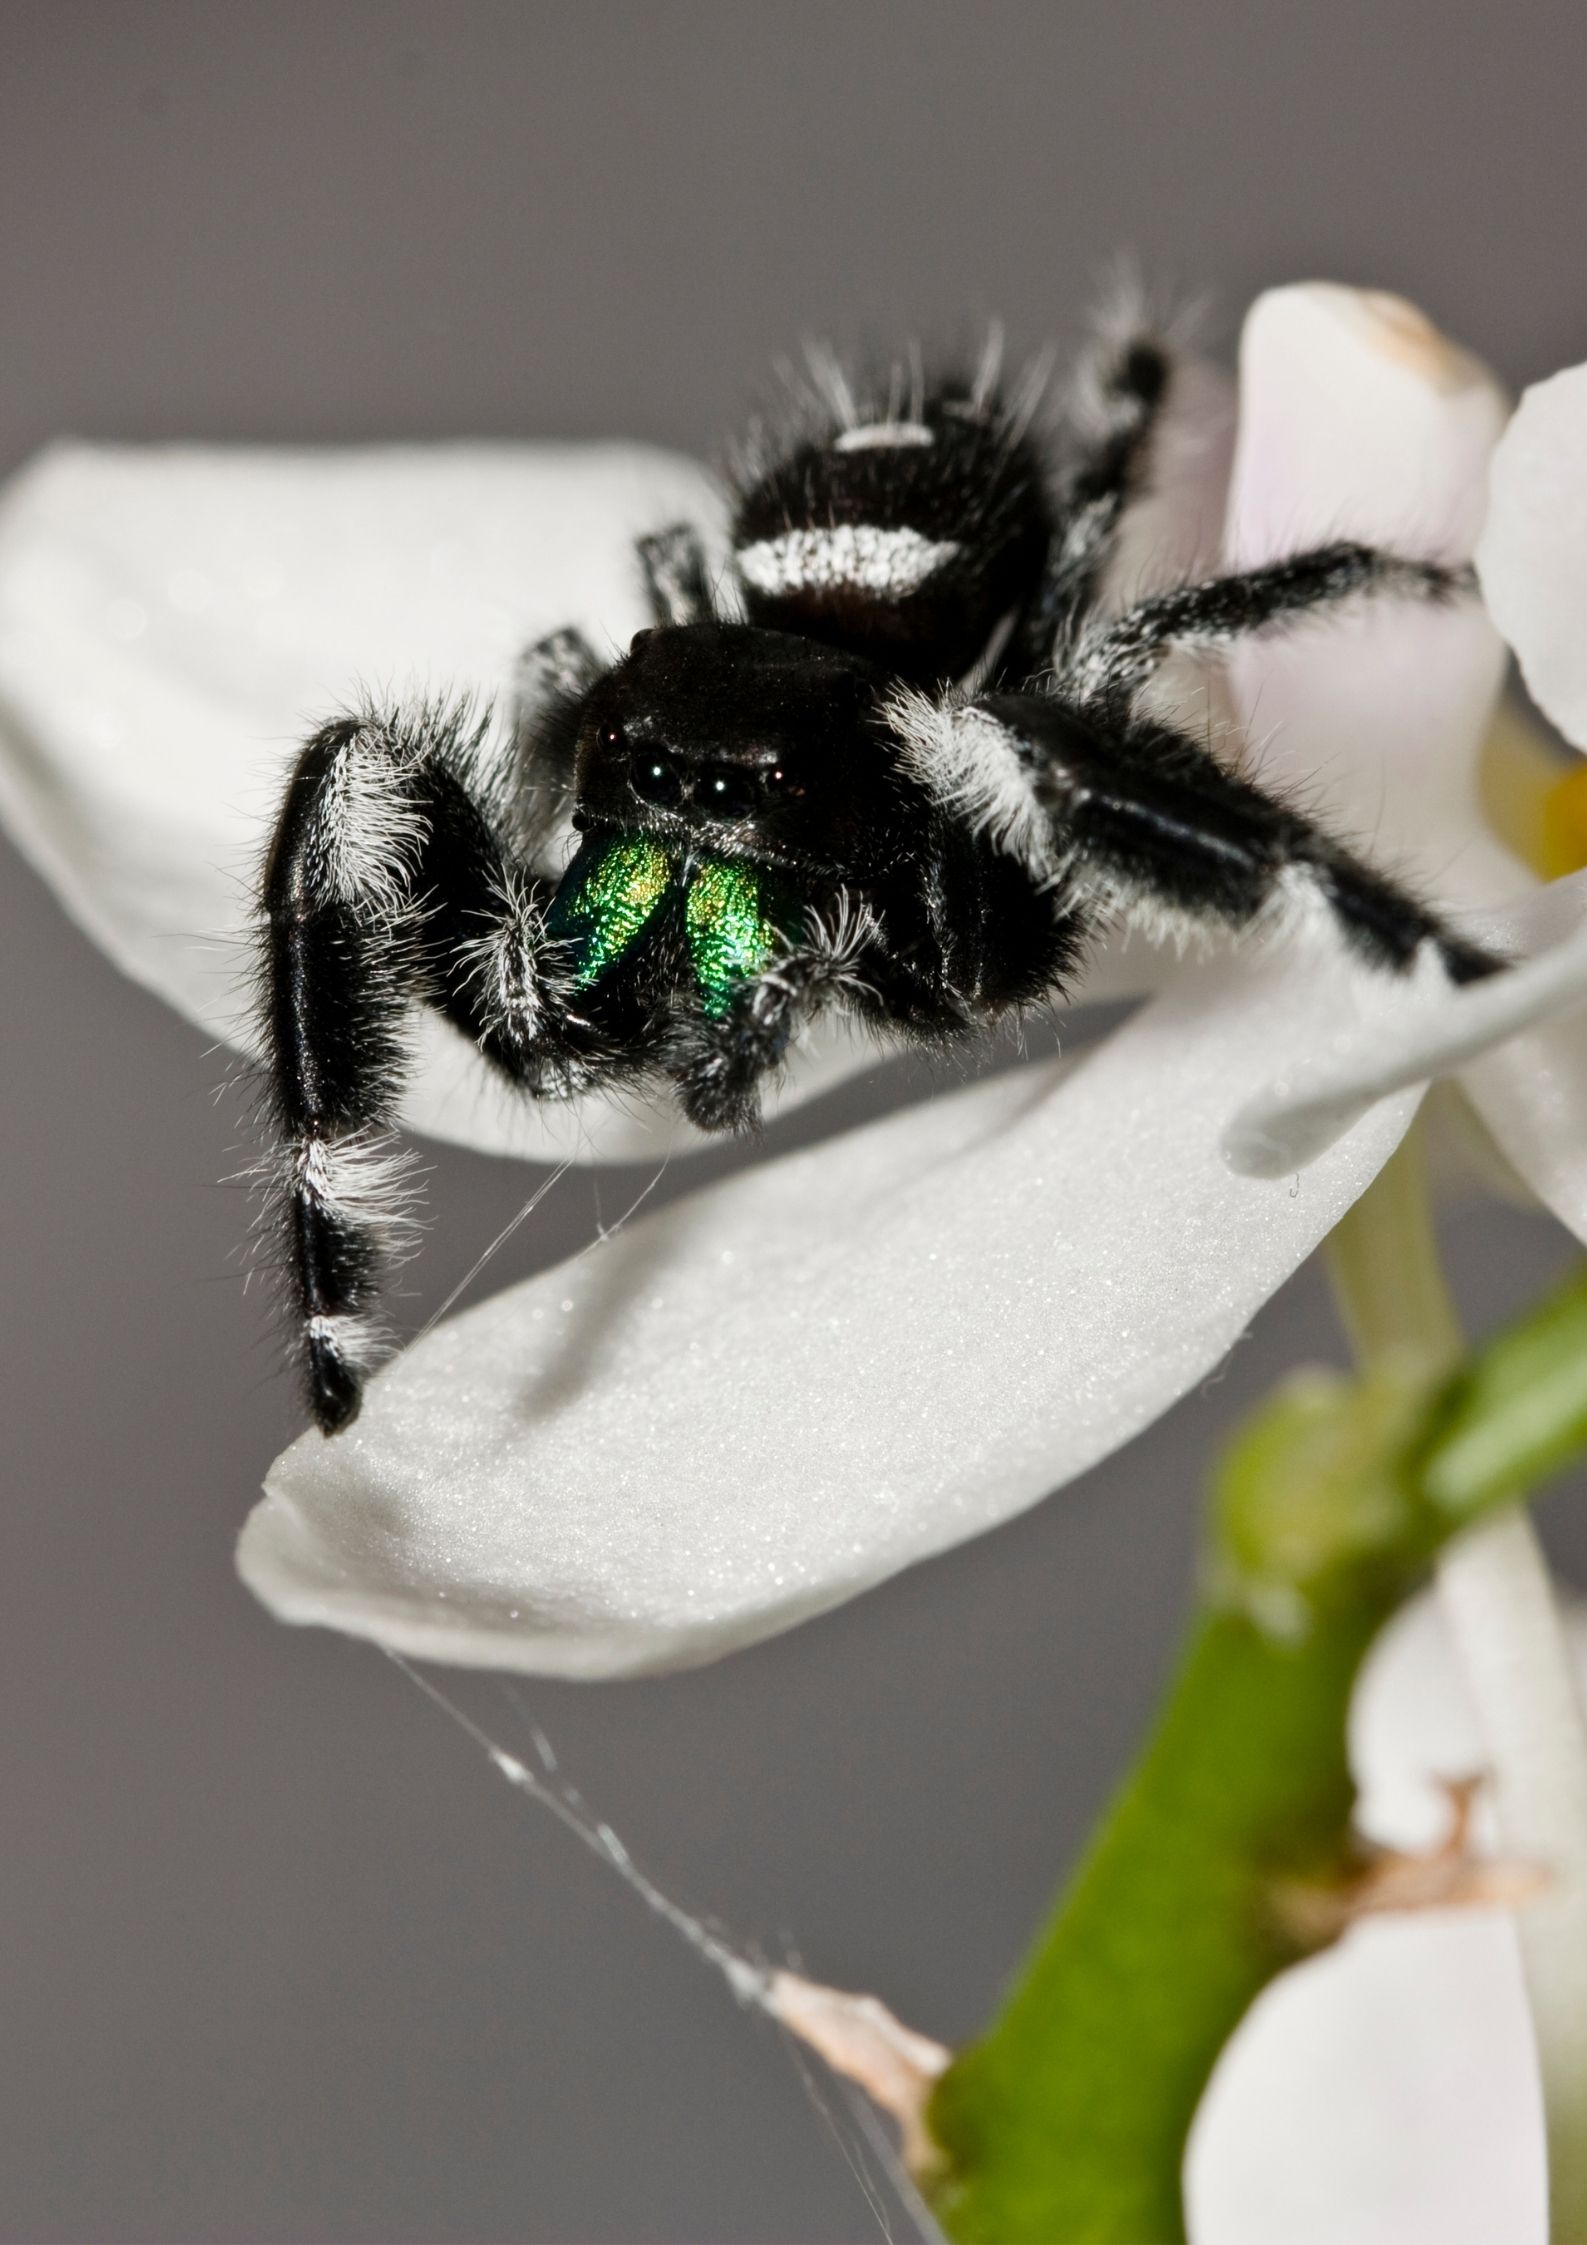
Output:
left=260, top=315, right=1497, bottom=1434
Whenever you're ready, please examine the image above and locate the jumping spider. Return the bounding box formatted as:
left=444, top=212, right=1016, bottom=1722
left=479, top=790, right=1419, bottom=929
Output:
left=261, top=316, right=1495, bottom=1434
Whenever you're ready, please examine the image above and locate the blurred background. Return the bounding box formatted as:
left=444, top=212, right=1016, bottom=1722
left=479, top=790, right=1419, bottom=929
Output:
left=2, top=4, right=1585, bottom=2237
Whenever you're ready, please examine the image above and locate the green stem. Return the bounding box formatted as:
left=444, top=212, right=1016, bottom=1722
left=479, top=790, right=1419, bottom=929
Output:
left=1331, top=1132, right=1587, bottom=2245
left=928, top=1597, right=1386, bottom=2245
left=1326, top=1127, right=1462, bottom=1376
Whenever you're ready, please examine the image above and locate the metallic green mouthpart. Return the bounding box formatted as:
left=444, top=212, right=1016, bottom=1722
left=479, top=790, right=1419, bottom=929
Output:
left=546, top=833, right=676, bottom=988
left=685, top=858, right=785, bottom=1018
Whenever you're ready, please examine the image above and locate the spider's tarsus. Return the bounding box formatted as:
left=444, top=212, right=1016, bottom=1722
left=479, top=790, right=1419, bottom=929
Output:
left=308, top=1338, right=364, bottom=1436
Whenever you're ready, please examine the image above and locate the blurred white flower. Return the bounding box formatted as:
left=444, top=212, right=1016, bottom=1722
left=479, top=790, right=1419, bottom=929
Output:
left=1186, top=1591, right=1572, bottom=2245
left=0, top=283, right=1575, bottom=1677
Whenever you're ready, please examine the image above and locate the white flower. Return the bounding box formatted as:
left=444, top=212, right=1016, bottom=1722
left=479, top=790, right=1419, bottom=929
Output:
left=0, top=283, right=1574, bottom=1677
left=1186, top=1590, right=1566, bottom=2245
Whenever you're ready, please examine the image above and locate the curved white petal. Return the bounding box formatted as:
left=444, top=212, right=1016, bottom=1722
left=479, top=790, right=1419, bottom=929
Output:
left=1225, top=284, right=1517, bottom=910
left=1186, top=1591, right=1552, bottom=2245
left=1478, top=362, right=1587, bottom=753
left=1213, top=295, right=1587, bottom=1244
left=238, top=921, right=1436, bottom=1677
left=1461, top=914, right=1587, bottom=1244
left=0, top=439, right=893, bottom=1161
left=1224, top=874, right=1587, bottom=1177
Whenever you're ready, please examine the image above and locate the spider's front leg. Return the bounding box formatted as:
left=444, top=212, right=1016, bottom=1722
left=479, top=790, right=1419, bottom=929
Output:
left=260, top=698, right=598, bottom=1434
left=889, top=686, right=1499, bottom=989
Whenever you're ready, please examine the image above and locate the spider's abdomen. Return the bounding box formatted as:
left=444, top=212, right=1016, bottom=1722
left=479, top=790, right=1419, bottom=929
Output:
left=731, top=371, right=1052, bottom=685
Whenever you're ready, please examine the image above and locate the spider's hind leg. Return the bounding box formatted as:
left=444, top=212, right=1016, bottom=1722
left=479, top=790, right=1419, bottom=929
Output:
left=638, top=524, right=715, bottom=627
left=1030, top=305, right=1177, bottom=649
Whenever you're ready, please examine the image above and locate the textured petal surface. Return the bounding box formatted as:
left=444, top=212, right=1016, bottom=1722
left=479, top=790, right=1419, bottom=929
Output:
left=0, top=439, right=887, bottom=1160
left=1187, top=1592, right=1552, bottom=2245
left=1225, top=874, right=1587, bottom=1177
left=238, top=919, right=1433, bottom=1676
left=1225, top=283, right=1517, bottom=910
left=1478, top=362, right=1587, bottom=753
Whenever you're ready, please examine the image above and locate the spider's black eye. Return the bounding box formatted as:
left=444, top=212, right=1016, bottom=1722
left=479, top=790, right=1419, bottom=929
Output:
left=631, top=751, right=684, bottom=807
left=599, top=720, right=625, bottom=753
left=629, top=629, right=654, bottom=655
left=764, top=764, right=805, bottom=801
left=699, top=767, right=761, bottom=819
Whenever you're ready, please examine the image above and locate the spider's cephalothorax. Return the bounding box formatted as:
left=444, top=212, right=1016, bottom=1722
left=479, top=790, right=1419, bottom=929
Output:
left=260, top=319, right=1497, bottom=1433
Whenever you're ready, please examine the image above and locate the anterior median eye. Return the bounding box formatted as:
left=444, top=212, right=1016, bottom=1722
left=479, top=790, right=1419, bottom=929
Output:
left=699, top=767, right=760, bottom=818
left=631, top=753, right=683, bottom=807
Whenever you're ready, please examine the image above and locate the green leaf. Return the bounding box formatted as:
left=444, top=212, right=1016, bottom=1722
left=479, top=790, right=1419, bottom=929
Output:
left=1417, top=1266, right=1587, bottom=1519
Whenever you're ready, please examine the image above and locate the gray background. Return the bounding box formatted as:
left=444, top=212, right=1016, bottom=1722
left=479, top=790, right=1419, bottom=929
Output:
left=1, top=4, right=1585, bottom=2238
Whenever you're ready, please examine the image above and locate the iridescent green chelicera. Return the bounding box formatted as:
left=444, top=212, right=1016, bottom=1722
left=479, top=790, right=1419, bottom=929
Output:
left=545, top=833, right=676, bottom=987
left=544, top=834, right=788, bottom=1017
left=685, top=858, right=786, bottom=1017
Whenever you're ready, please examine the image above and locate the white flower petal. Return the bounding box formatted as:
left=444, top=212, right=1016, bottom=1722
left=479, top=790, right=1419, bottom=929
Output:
left=1189, top=1919, right=1540, bottom=2245
left=1477, top=362, right=1587, bottom=753
left=1224, top=874, right=1587, bottom=1177
left=238, top=923, right=1436, bottom=1677
left=1225, top=284, right=1516, bottom=908
left=1454, top=868, right=1587, bottom=1241
left=1186, top=1592, right=1554, bottom=2245
left=1222, top=311, right=1587, bottom=1233
left=1462, top=367, right=1587, bottom=1243
left=1230, top=285, right=1502, bottom=563
left=0, top=439, right=892, bottom=1161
